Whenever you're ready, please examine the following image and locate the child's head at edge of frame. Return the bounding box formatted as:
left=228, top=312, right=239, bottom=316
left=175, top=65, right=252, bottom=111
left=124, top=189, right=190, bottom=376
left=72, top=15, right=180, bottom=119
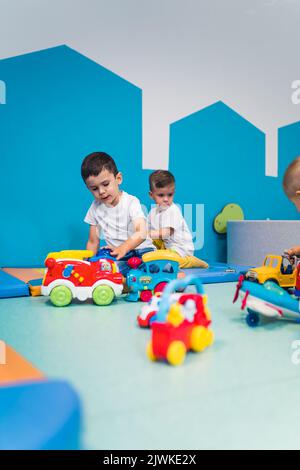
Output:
left=81, top=152, right=122, bottom=207
left=283, top=157, right=300, bottom=212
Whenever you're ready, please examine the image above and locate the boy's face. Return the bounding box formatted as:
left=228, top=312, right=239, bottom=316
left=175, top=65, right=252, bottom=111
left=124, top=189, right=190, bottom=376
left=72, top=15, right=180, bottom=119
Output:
left=150, top=184, right=175, bottom=208
left=85, top=169, right=122, bottom=206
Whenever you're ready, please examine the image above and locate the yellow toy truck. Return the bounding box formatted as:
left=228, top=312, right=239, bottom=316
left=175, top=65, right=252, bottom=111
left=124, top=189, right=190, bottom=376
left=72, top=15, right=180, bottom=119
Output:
left=245, top=254, right=297, bottom=288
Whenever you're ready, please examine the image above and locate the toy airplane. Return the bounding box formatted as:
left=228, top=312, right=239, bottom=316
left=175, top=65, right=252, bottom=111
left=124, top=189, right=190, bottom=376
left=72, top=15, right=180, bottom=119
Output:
left=233, top=275, right=300, bottom=327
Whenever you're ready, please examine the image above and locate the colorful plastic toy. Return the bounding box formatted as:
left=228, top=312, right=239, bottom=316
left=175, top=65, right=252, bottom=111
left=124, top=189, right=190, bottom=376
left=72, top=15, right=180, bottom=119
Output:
left=181, top=261, right=252, bottom=284
left=146, top=276, right=214, bottom=366
left=42, top=249, right=123, bottom=306
left=138, top=291, right=186, bottom=327
left=294, top=262, right=300, bottom=296
left=244, top=253, right=297, bottom=288
left=138, top=293, right=162, bottom=327
left=126, top=250, right=181, bottom=302
left=233, top=275, right=300, bottom=327
left=89, top=248, right=117, bottom=262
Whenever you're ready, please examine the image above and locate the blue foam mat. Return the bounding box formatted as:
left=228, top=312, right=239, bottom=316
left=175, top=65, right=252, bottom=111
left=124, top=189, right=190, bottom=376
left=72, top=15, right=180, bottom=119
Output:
left=182, top=262, right=252, bottom=283
left=0, top=270, right=29, bottom=298
left=0, top=380, right=81, bottom=450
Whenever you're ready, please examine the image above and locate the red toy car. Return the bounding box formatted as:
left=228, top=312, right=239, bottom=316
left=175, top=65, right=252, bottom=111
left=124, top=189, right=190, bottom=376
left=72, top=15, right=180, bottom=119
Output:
left=146, top=276, right=214, bottom=365
left=137, top=292, right=180, bottom=328
left=41, top=250, right=123, bottom=306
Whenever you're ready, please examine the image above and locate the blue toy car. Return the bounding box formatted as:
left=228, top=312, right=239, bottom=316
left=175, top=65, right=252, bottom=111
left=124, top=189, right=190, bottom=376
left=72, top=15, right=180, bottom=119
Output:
left=126, top=250, right=181, bottom=302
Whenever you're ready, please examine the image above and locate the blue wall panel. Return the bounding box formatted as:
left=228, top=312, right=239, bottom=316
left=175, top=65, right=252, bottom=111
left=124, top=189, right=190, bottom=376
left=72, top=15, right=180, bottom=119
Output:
left=0, top=46, right=145, bottom=266
left=1, top=47, right=299, bottom=266
left=169, top=102, right=299, bottom=261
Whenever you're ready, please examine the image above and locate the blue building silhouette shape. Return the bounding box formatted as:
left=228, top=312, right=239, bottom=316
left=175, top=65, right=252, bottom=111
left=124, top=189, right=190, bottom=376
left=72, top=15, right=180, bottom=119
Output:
left=0, top=46, right=146, bottom=266
left=169, top=102, right=300, bottom=261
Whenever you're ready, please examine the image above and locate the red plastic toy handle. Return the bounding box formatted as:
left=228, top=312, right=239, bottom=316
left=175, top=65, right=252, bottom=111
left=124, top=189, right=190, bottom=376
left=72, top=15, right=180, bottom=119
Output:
left=127, top=257, right=143, bottom=269
left=45, top=257, right=56, bottom=269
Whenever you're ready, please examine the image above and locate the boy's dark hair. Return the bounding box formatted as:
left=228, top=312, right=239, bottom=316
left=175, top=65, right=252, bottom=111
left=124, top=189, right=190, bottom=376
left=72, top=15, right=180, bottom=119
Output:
left=149, top=170, right=175, bottom=191
left=81, top=152, right=118, bottom=181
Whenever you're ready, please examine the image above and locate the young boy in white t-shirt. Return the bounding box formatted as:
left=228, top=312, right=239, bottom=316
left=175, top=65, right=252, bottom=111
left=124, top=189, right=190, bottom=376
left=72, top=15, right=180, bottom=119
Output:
left=82, top=152, right=155, bottom=273
left=147, top=170, right=208, bottom=268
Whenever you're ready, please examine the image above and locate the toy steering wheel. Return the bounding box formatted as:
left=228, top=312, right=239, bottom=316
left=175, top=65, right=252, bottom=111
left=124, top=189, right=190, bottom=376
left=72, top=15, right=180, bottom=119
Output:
left=88, top=248, right=117, bottom=262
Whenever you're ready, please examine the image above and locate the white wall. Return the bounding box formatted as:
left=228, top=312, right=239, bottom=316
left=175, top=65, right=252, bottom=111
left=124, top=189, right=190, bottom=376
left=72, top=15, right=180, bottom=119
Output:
left=0, top=0, right=299, bottom=173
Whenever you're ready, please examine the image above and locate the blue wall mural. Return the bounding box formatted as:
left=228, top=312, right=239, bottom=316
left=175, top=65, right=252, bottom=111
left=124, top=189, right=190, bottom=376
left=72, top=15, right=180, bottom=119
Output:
left=0, top=47, right=299, bottom=266
left=0, top=45, right=146, bottom=266
left=169, top=102, right=300, bottom=261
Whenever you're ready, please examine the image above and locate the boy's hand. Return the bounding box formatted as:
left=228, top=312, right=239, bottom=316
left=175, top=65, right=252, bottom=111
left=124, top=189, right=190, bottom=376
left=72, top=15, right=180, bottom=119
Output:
left=102, top=245, right=113, bottom=252
left=102, top=245, right=119, bottom=258
left=286, top=246, right=300, bottom=256
left=103, top=244, right=128, bottom=260
left=109, top=245, right=128, bottom=260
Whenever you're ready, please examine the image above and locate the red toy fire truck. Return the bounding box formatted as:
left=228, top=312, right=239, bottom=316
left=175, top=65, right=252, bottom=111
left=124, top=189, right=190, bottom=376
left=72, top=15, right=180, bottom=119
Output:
left=41, top=250, right=123, bottom=307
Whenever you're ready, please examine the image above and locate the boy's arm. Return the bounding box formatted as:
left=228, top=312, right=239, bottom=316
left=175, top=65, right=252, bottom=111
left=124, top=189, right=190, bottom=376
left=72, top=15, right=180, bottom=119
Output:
left=109, top=218, right=147, bottom=260
left=148, top=208, right=174, bottom=240
left=86, top=225, right=99, bottom=255
left=287, top=246, right=300, bottom=256
left=150, top=227, right=174, bottom=240
left=150, top=204, right=180, bottom=240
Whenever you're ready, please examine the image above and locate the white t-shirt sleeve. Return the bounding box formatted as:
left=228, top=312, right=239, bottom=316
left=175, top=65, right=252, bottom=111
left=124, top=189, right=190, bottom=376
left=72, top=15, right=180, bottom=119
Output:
left=84, top=202, right=97, bottom=225
left=147, top=208, right=155, bottom=229
left=128, top=196, right=146, bottom=222
left=160, top=204, right=183, bottom=230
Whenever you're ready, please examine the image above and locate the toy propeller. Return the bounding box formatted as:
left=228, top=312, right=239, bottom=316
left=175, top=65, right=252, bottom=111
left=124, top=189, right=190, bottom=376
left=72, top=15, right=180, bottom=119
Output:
left=241, top=290, right=249, bottom=310
left=233, top=275, right=244, bottom=303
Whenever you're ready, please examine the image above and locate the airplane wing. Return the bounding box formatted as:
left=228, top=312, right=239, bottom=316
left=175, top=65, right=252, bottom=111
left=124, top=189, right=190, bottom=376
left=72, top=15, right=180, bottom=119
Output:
left=241, top=294, right=283, bottom=318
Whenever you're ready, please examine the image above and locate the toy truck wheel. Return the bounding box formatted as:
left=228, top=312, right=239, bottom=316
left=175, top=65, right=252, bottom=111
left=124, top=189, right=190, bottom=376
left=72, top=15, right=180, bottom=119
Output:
left=140, top=290, right=153, bottom=302
left=92, top=285, right=115, bottom=306
left=166, top=341, right=186, bottom=366
left=246, top=309, right=260, bottom=327
left=190, top=326, right=214, bottom=352
left=146, top=341, right=157, bottom=361
left=50, top=285, right=73, bottom=307
left=206, top=329, right=214, bottom=346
